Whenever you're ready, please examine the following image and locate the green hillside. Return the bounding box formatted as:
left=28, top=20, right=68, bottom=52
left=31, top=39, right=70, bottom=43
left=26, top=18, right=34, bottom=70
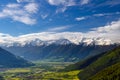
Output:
left=89, top=62, right=120, bottom=80
left=63, top=52, right=106, bottom=71
left=78, top=46, right=120, bottom=80
left=63, top=46, right=120, bottom=80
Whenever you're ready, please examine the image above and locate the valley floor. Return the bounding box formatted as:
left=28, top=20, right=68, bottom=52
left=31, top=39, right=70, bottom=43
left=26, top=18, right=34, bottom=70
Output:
left=0, top=62, right=80, bottom=80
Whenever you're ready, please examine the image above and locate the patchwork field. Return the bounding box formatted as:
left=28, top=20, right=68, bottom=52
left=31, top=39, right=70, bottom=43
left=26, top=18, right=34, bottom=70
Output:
left=0, top=62, right=81, bottom=80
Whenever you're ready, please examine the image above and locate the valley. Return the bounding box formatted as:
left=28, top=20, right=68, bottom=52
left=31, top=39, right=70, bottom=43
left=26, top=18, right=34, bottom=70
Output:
left=0, top=0, right=119, bottom=80
left=0, top=46, right=120, bottom=80
left=0, top=62, right=80, bottom=80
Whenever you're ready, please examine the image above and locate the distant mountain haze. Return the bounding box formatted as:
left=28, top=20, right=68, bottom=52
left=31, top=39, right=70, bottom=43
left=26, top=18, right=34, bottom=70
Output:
left=0, top=47, right=34, bottom=68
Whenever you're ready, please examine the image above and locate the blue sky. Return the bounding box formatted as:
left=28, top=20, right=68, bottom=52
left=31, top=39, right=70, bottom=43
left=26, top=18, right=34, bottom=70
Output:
left=0, top=0, right=120, bottom=36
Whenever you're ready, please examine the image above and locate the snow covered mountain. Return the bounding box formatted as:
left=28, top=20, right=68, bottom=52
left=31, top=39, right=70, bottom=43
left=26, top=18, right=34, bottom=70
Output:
left=0, top=32, right=116, bottom=47
left=1, top=32, right=119, bottom=62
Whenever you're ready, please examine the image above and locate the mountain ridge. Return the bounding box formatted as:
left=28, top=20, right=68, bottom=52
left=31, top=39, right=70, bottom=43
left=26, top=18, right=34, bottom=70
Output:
left=0, top=47, right=34, bottom=68
left=3, top=44, right=117, bottom=62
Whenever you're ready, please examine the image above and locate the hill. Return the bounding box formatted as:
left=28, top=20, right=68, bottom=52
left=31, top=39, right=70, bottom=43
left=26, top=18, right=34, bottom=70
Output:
left=78, top=46, right=120, bottom=80
left=64, top=46, right=120, bottom=80
left=89, top=62, right=120, bottom=80
left=0, top=47, right=34, bottom=68
left=63, top=52, right=106, bottom=71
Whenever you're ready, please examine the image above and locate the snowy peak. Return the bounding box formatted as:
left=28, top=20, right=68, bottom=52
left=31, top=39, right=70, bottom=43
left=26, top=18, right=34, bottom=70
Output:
left=0, top=32, right=117, bottom=47
left=81, top=37, right=112, bottom=46
left=49, top=39, right=72, bottom=45
left=0, top=37, right=113, bottom=47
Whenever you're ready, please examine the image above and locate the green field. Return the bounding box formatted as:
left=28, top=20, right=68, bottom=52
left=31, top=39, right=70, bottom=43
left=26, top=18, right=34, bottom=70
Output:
left=0, top=62, right=81, bottom=80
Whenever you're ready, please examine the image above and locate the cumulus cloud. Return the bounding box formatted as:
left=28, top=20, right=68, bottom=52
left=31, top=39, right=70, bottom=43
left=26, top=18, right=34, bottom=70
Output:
left=0, top=2, right=38, bottom=25
left=92, top=20, right=120, bottom=32
left=84, top=20, right=120, bottom=43
left=0, top=33, right=14, bottom=45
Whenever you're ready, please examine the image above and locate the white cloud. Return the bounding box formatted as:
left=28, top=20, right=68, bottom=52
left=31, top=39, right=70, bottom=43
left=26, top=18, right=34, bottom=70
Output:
left=16, top=32, right=83, bottom=45
left=48, top=0, right=64, bottom=6
left=93, top=14, right=105, bottom=17
left=0, top=20, right=120, bottom=46
left=13, top=16, right=36, bottom=25
left=98, top=0, right=120, bottom=7
left=47, top=26, right=71, bottom=32
left=74, top=12, right=120, bottom=21
left=41, top=14, right=48, bottom=19
left=17, top=0, right=35, bottom=3
left=93, top=12, right=120, bottom=17
left=56, top=7, right=67, bottom=13
left=0, top=2, right=38, bottom=25
left=80, top=0, right=89, bottom=5
left=75, top=17, right=86, bottom=21
left=47, top=0, right=76, bottom=13
left=85, top=20, right=120, bottom=43
left=47, top=0, right=90, bottom=13
left=24, top=3, right=38, bottom=13
left=92, top=20, right=120, bottom=32
left=48, top=0, right=76, bottom=6
left=6, top=4, right=20, bottom=8
left=25, top=20, right=119, bottom=44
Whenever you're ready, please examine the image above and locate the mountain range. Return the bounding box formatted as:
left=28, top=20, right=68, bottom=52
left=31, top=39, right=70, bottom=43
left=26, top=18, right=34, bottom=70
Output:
left=3, top=43, right=117, bottom=62
left=0, top=33, right=119, bottom=62
left=0, top=32, right=116, bottom=47
left=0, top=37, right=113, bottom=47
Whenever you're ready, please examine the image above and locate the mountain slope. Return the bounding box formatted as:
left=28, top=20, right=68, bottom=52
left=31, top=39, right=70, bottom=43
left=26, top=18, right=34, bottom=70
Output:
left=63, top=52, right=106, bottom=71
left=0, top=47, right=34, bottom=68
left=63, top=46, right=120, bottom=80
left=78, top=46, right=120, bottom=80
left=0, top=76, right=4, bottom=80
left=89, top=62, right=120, bottom=80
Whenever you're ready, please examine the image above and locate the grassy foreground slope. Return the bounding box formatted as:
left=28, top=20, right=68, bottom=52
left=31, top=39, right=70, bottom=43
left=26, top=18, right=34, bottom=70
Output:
left=89, top=62, right=120, bottom=80
left=78, top=46, right=120, bottom=80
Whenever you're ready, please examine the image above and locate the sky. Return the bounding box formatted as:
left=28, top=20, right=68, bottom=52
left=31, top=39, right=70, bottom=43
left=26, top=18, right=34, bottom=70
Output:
left=0, top=0, right=120, bottom=40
